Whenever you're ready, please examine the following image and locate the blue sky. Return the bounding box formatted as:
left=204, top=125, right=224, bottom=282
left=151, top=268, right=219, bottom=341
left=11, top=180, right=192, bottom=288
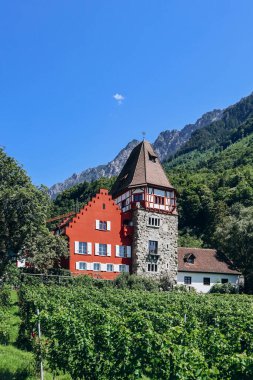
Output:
left=1, top=0, right=253, bottom=187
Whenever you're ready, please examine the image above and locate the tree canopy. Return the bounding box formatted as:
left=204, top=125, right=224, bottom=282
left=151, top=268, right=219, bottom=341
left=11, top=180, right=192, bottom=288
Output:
left=0, top=148, right=68, bottom=273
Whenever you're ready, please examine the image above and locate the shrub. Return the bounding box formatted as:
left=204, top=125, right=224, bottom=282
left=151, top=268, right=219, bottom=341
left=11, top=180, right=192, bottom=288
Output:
left=209, top=282, right=238, bottom=294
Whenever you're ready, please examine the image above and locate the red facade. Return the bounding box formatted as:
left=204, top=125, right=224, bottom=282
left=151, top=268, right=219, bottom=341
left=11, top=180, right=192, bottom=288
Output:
left=64, top=189, right=132, bottom=279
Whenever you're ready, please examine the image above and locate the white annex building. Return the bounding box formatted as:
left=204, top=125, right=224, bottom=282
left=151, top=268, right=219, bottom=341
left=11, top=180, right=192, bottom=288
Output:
left=177, top=247, right=241, bottom=293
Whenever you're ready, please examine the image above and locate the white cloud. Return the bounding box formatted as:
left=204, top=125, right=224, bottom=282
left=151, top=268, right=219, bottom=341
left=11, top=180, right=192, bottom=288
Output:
left=113, top=93, right=125, bottom=104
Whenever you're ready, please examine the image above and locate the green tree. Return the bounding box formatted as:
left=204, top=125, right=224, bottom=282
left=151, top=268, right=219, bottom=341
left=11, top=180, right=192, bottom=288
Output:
left=0, top=148, right=68, bottom=274
left=214, top=205, right=253, bottom=293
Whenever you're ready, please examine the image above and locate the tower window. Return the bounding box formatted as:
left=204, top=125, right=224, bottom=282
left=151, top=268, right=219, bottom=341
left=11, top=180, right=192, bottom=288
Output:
left=148, top=217, right=160, bottom=227
left=133, top=193, right=143, bottom=202
left=149, top=240, right=158, bottom=255
left=122, top=199, right=126, bottom=208
left=147, top=263, right=158, bottom=272
left=154, top=196, right=164, bottom=205
left=102, top=203, right=106, bottom=209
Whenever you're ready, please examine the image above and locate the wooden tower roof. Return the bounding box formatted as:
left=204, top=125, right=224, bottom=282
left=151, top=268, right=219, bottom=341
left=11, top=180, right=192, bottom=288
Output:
left=111, top=140, right=174, bottom=197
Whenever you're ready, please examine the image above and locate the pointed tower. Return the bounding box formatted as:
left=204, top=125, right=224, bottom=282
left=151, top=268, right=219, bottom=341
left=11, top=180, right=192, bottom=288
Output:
left=111, top=140, right=178, bottom=281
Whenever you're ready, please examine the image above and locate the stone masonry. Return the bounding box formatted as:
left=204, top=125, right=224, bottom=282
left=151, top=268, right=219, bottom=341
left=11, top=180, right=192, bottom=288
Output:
left=132, top=207, right=178, bottom=282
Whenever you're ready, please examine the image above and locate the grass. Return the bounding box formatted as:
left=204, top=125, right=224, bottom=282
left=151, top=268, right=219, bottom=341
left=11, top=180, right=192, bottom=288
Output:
left=0, top=290, right=72, bottom=380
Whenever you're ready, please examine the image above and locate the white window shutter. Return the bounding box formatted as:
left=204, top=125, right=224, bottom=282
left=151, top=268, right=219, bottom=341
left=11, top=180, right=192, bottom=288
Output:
left=115, top=245, right=120, bottom=257
left=101, top=263, right=107, bottom=271
left=127, top=246, right=132, bottom=258
left=95, top=220, right=100, bottom=229
left=125, top=265, right=129, bottom=273
left=75, top=262, right=79, bottom=270
left=74, top=241, right=79, bottom=254
left=95, top=243, right=99, bottom=255
left=114, top=264, right=119, bottom=272
left=107, top=221, right=111, bottom=231
left=87, top=242, right=92, bottom=255
left=107, top=244, right=111, bottom=256
left=86, top=262, right=91, bottom=271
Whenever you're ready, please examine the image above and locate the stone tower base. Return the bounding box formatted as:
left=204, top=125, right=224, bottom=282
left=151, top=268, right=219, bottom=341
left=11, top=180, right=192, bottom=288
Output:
left=131, top=208, right=178, bottom=282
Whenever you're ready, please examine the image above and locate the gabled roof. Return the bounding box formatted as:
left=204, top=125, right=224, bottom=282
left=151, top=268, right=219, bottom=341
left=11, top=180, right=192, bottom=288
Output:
left=111, top=140, right=174, bottom=197
left=178, top=247, right=241, bottom=275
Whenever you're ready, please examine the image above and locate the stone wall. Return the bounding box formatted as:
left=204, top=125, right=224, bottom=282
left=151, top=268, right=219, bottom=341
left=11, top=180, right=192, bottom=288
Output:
left=132, top=207, right=178, bottom=282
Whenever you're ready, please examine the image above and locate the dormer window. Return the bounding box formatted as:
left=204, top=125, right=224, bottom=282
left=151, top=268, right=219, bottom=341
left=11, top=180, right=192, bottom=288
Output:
left=148, top=152, right=157, bottom=162
left=184, top=253, right=195, bottom=264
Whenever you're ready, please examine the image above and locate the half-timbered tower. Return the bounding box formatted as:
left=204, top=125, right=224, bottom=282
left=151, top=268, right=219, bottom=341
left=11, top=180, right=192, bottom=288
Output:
left=111, top=140, right=178, bottom=281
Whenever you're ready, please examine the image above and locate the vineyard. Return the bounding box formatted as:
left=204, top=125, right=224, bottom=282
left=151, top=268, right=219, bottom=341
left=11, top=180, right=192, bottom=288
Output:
left=15, top=279, right=253, bottom=380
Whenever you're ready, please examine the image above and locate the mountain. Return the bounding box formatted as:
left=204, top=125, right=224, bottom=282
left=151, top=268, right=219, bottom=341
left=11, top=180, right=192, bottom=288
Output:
left=153, top=109, right=223, bottom=161
left=48, top=140, right=139, bottom=199
left=49, top=110, right=222, bottom=198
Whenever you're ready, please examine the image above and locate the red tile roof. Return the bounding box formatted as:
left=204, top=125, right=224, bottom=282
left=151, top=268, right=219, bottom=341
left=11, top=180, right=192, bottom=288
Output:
left=178, top=247, right=241, bottom=275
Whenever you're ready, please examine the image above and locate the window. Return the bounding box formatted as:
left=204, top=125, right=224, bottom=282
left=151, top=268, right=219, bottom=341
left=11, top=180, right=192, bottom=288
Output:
left=148, top=153, right=157, bottom=162
left=96, top=220, right=111, bottom=231
left=102, top=203, right=106, bottom=210
left=154, top=196, right=164, bottom=205
left=183, top=253, right=195, bottom=264
left=107, top=264, right=113, bottom=272
left=99, top=244, right=107, bottom=256
left=184, top=276, right=192, bottom=285
left=121, top=199, right=126, bottom=208
left=79, top=262, right=87, bottom=270
left=119, top=264, right=126, bottom=272
left=133, top=193, right=143, bottom=202
left=221, top=278, right=228, bottom=284
left=148, top=263, right=158, bottom=272
left=119, top=246, right=127, bottom=257
left=94, top=263, right=101, bottom=271
left=99, top=221, right=107, bottom=230
left=203, top=277, right=210, bottom=285
left=149, top=240, right=158, bottom=255
left=79, top=242, right=87, bottom=254
left=148, top=217, right=160, bottom=227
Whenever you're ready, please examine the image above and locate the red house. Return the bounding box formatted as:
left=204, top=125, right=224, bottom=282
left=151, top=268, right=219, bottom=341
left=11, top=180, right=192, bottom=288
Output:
left=60, top=188, right=132, bottom=279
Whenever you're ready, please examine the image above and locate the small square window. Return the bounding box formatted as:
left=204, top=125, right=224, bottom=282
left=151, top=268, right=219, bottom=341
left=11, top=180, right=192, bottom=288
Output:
left=119, top=264, right=126, bottom=272
left=99, top=244, right=107, bottom=256
left=221, top=278, right=228, bottom=284
left=107, top=264, right=113, bottom=272
left=79, top=242, right=87, bottom=254
left=94, top=263, right=101, bottom=271
left=203, top=277, right=210, bottom=285
left=184, top=276, right=191, bottom=285
left=79, top=262, right=87, bottom=270
left=99, top=221, right=107, bottom=230
left=119, top=246, right=127, bottom=257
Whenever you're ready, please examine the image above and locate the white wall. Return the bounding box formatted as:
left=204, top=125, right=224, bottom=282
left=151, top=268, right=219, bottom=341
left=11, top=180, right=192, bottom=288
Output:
left=177, top=271, right=240, bottom=293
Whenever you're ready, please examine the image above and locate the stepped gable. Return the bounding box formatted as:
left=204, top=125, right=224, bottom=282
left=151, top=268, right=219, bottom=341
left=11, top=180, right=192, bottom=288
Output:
left=111, top=140, right=174, bottom=197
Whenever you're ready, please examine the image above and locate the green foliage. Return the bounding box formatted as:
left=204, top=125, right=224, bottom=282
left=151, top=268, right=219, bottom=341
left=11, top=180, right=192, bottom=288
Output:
left=0, top=148, right=69, bottom=274
left=113, top=273, right=160, bottom=291
left=213, top=205, right=253, bottom=293
left=209, top=282, right=238, bottom=294
left=19, top=283, right=253, bottom=380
